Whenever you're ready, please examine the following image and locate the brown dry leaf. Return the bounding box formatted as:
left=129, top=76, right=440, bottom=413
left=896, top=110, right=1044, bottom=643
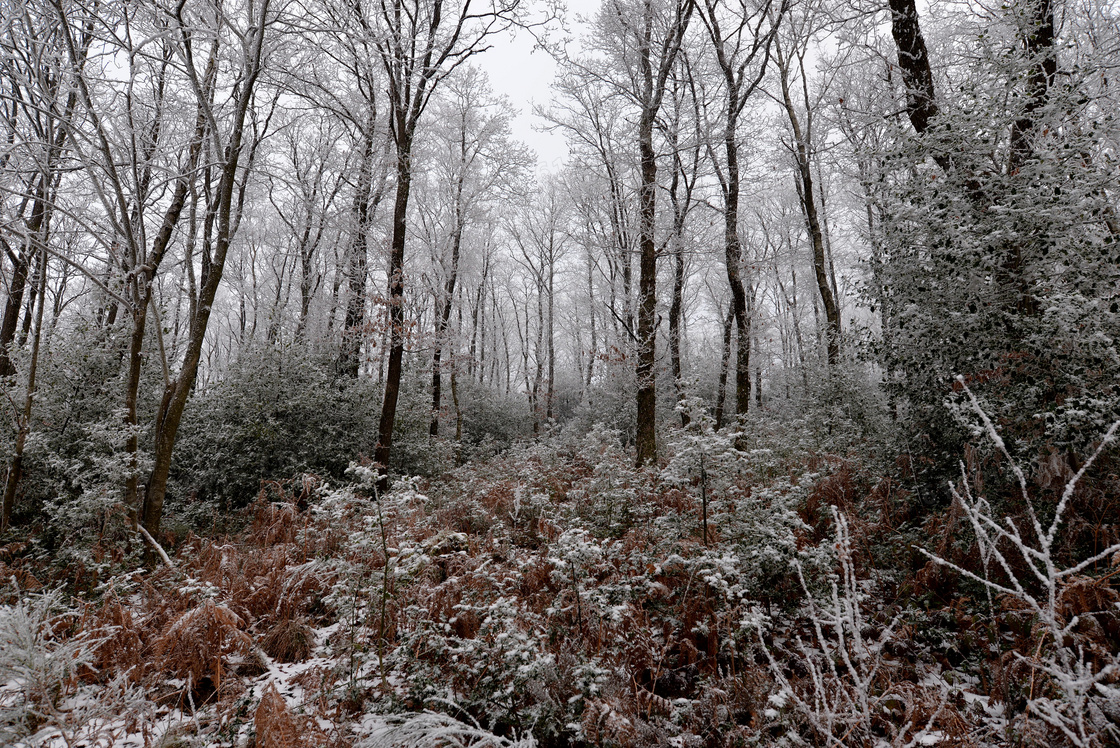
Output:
left=636, top=687, right=673, bottom=717
left=1059, top=575, right=1120, bottom=620
left=582, top=698, right=637, bottom=747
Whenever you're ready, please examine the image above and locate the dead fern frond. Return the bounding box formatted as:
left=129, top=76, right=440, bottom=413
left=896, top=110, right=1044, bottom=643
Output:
left=0, top=561, right=41, bottom=593
left=255, top=682, right=304, bottom=748
left=581, top=698, right=637, bottom=747
left=1058, top=575, right=1120, bottom=620
left=84, top=594, right=144, bottom=680
left=635, top=687, right=673, bottom=717
left=152, top=599, right=251, bottom=690
left=0, top=541, right=28, bottom=561
left=251, top=499, right=303, bottom=547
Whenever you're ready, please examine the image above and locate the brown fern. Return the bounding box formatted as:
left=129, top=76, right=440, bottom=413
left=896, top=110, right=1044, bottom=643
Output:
left=153, top=599, right=251, bottom=690
left=255, top=682, right=304, bottom=748
left=261, top=615, right=314, bottom=663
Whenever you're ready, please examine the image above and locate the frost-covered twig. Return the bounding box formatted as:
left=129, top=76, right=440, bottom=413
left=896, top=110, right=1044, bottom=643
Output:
left=757, top=506, right=939, bottom=747
left=921, top=379, right=1120, bottom=747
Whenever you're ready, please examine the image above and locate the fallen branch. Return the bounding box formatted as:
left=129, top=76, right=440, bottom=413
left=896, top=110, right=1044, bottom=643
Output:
left=138, top=525, right=174, bottom=568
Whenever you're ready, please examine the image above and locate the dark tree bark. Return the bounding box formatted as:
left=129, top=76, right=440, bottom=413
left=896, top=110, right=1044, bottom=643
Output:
left=368, top=0, right=528, bottom=490
left=699, top=0, right=783, bottom=418
left=374, top=142, right=414, bottom=483
left=629, top=0, right=694, bottom=467
left=140, top=0, right=273, bottom=538
left=714, top=305, right=734, bottom=431
left=887, top=0, right=939, bottom=137
left=776, top=41, right=841, bottom=366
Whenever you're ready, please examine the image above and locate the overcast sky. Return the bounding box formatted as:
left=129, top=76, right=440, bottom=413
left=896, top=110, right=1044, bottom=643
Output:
left=476, top=0, right=601, bottom=172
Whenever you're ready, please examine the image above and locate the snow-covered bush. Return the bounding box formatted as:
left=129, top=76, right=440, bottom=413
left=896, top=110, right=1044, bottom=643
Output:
left=363, top=706, right=538, bottom=747
left=173, top=344, right=383, bottom=512
left=661, top=419, right=828, bottom=609
left=561, top=425, right=646, bottom=537
left=0, top=590, right=89, bottom=739
left=755, top=507, right=953, bottom=747
left=0, top=589, right=153, bottom=746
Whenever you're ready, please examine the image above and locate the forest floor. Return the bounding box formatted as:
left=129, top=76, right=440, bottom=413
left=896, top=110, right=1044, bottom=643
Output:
left=2, top=420, right=1118, bottom=747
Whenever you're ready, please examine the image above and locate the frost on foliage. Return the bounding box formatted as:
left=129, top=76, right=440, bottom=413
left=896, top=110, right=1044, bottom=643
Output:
left=35, top=414, right=147, bottom=566
left=661, top=423, right=828, bottom=605
left=566, top=426, right=643, bottom=535
left=924, top=380, right=1120, bottom=748
left=363, top=707, right=537, bottom=747
left=0, top=590, right=150, bottom=746
left=0, top=591, right=92, bottom=739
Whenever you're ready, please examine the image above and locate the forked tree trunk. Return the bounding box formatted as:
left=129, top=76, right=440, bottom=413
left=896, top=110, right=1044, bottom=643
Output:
left=141, top=1, right=270, bottom=537
left=1, top=241, right=47, bottom=531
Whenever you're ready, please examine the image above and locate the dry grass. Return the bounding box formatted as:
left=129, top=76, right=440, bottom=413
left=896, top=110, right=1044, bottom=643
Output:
left=260, top=615, right=315, bottom=663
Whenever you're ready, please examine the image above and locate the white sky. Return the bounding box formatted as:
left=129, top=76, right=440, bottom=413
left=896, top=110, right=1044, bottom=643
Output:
left=476, top=0, right=602, bottom=172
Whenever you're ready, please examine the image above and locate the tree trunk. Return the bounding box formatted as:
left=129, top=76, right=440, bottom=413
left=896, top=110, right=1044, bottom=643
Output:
left=670, top=234, right=687, bottom=427
left=141, top=1, right=269, bottom=537
left=635, top=107, right=659, bottom=466
left=714, top=305, right=734, bottom=431
left=723, top=117, right=753, bottom=415
left=430, top=219, right=462, bottom=438
left=585, top=246, right=597, bottom=402
left=1, top=239, right=47, bottom=531
left=546, top=252, right=555, bottom=424
left=339, top=122, right=378, bottom=378
left=0, top=178, right=47, bottom=377
left=374, top=134, right=414, bottom=490
left=777, top=51, right=841, bottom=366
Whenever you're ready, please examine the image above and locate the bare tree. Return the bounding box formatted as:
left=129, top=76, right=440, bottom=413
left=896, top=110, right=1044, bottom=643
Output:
left=698, top=0, right=783, bottom=414
left=774, top=23, right=841, bottom=367
left=421, top=69, right=530, bottom=437
left=363, top=0, right=535, bottom=487
left=577, top=0, right=695, bottom=465
left=139, top=0, right=278, bottom=537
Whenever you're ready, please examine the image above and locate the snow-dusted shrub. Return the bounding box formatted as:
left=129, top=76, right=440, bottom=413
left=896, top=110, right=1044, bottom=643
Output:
left=0, top=590, right=90, bottom=739
left=173, top=344, right=382, bottom=511
left=564, top=425, right=646, bottom=537
left=0, top=589, right=154, bottom=746
left=390, top=562, right=560, bottom=735
left=661, top=419, right=829, bottom=608
left=924, top=381, right=1120, bottom=747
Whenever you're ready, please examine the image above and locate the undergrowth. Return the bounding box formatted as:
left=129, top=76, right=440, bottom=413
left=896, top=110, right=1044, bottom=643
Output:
left=0, top=412, right=1116, bottom=747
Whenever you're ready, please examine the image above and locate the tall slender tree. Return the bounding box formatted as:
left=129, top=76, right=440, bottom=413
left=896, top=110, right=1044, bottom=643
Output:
left=699, top=0, right=783, bottom=412
left=364, top=0, right=533, bottom=487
